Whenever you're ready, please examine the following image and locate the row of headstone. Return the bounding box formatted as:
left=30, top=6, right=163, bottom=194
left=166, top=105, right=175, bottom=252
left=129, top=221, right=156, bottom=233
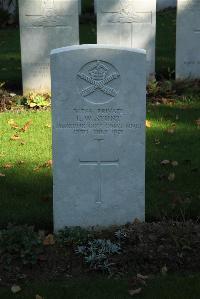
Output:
left=19, top=0, right=200, bottom=95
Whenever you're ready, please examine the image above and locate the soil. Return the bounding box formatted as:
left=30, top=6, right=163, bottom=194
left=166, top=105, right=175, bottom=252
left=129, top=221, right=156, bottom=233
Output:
left=0, top=221, right=200, bottom=286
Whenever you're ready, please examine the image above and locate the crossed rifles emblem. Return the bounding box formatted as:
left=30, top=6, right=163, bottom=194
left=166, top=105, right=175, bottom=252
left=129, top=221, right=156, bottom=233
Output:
left=77, top=62, right=120, bottom=97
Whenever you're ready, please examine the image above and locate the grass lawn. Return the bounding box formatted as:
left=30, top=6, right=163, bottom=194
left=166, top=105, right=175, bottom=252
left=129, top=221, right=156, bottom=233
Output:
left=0, top=97, right=200, bottom=228
left=1, top=274, right=200, bottom=298
left=0, top=8, right=176, bottom=89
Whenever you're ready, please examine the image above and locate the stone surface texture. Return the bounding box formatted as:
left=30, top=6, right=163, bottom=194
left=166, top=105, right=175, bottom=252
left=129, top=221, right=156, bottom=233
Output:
left=19, top=0, right=79, bottom=94
left=51, top=45, right=146, bottom=230
left=176, top=0, right=200, bottom=79
left=96, top=0, right=156, bottom=78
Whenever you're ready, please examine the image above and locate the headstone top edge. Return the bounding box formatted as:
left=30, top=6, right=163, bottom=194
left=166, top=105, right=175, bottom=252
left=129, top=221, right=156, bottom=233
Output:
left=50, top=44, right=146, bottom=56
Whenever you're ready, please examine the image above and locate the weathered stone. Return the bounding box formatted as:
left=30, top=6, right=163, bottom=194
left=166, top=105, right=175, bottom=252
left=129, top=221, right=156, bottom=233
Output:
left=176, top=0, right=200, bottom=79
left=51, top=45, right=146, bottom=230
left=19, top=0, right=79, bottom=94
left=96, top=0, right=156, bottom=78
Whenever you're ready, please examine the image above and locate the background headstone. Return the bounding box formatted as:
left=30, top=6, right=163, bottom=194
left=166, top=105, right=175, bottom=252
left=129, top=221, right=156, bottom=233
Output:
left=51, top=45, right=146, bottom=230
left=96, top=0, right=156, bottom=79
left=94, top=0, right=176, bottom=13
left=176, top=0, right=200, bottom=79
left=19, top=0, right=79, bottom=94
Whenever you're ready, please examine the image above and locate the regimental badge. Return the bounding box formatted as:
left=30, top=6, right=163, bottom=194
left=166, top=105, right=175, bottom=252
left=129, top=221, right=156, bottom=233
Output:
left=77, top=60, right=120, bottom=104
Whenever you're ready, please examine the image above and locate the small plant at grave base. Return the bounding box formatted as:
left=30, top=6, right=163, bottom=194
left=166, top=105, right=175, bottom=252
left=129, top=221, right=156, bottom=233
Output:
left=0, top=225, right=43, bottom=266
left=147, top=79, right=160, bottom=97
left=24, top=93, right=51, bottom=109
left=76, top=239, right=121, bottom=274
left=56, top=226, right=90, bottom=247
left=114, top=229, right=127, bottom=242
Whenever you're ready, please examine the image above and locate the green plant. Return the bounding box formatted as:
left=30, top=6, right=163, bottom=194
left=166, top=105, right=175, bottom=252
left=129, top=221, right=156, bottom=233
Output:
left=57, top=226, right=90, bottom=246
left=25, top=93, right=51, bottom=108
left=76, top=239, right=121, bottom=273
left=147, top=79, right=160, bottom=97
left=0, top=225, right=43, bottom=265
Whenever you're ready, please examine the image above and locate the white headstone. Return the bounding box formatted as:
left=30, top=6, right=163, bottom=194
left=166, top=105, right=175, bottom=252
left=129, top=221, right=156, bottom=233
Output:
left=19, top=0, right=79, bottom=94
left=51, top=45, right=146, bottom=230
left=96, top=0, right=156, bottom=78
left=176, top=0, right=200, bottom=79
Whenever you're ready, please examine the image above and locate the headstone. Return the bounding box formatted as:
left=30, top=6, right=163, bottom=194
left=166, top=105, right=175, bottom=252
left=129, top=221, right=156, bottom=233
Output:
left=19, top=0, right=79, bottom=94
left=51, top=45, right=146, bottom=230
left=176, top=0, right=200, bottom=79
left=96, top=0, right=156, bottom=78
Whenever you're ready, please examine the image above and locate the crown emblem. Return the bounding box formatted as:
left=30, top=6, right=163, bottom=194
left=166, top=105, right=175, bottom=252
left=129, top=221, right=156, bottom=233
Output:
left=89, top=63, right=108, bottom=81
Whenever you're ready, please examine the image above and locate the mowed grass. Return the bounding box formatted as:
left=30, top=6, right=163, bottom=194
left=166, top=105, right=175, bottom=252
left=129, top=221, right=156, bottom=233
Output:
left=0, top=8, right=176, bottom=89
left=0, top=111, right=52, bottom=229
left=1, top=274, right=200, bottom=299
left=0, top=99, right=200, bottom=228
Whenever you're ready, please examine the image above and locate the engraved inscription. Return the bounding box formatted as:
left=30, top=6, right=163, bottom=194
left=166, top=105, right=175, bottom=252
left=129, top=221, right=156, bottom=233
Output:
left=77, top=61, right=120, bottom=104
left=25, top=0, right=72, bottom=27
left=102, top=0, right=152, bottom=47
left=57, top=107, right=143, bottom=136
left=79, top=139, right=119, bottom=204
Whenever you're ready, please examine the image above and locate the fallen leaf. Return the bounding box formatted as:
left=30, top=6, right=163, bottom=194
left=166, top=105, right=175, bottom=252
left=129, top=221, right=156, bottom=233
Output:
left=0, top=173, right=5, bottom=177
left=137, top=274, right=149, bottom=280
left=168, top=173, right=175, bottom=182
left=45, top=160, right=52, bottom=168
left=43, top=234, right=55, bottom=246
left=161, top=160, right=170, bottom=165
left=8, top=119, right=19, bottom=129
left=10, top=134, right=21, bottom=141
left=128, top=288, right=142, bottom=296
left=11, top=285, right=21, bottom=294
left=161, top=265, right=168, bottom=275
left=196, top=119, right=200, bottom=128
left=154, top=138, right=160, bottom=145
left=45, top=124, right=51, bottom=128
left=171, top=161, right=178, bottom=167
left=3, top=163, right=13, bottom=169
left=36, top=295, right=44, bottom=299
left=146, top=120, right=151, bottom=128
left=167, top=128, right=175, bottom=134
left=21, top=120, right=32, bottom=132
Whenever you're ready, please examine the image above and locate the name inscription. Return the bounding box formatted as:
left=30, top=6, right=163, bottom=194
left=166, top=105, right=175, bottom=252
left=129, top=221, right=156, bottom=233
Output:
left=57, top=107, right=143, bottom=136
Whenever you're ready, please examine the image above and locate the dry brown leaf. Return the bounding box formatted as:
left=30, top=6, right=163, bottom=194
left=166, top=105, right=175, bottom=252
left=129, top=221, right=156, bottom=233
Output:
left=154, top=138, right=160, bottom=145
left=33, top=166, right=40, bottom=172
left=0, top=173, right=5, bottom=177
left=146, top=120, right=151, bottom=128
left=168, top=173, right=175, bottom=182
left=171, top=161, right=178, bottom=167
left=3, top=163, right=13, bottom=169
left=137, top=274, right=149, bottom=280
left=21, top=120, right=32, bottom=132
left=45, top=124, right=51, bottom=128
left=11, top=285, right=21, bottom=294
left=160, top=160, right=170, bottom=165
left=45, top=160, right=53, bottom=168
left=43, top=234, right=55, bottom=246
left=10, top=134, right=21, bottom=141
left=196, top=119, right=200, bottom=128
left=167, top=128, right=175, bottom=134
left=128, top=288, right=142, bottom=296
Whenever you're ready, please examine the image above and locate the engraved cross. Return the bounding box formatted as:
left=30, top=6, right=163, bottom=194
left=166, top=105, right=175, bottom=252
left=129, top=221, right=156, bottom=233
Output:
left=79, top=139, right=119, bottom=204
